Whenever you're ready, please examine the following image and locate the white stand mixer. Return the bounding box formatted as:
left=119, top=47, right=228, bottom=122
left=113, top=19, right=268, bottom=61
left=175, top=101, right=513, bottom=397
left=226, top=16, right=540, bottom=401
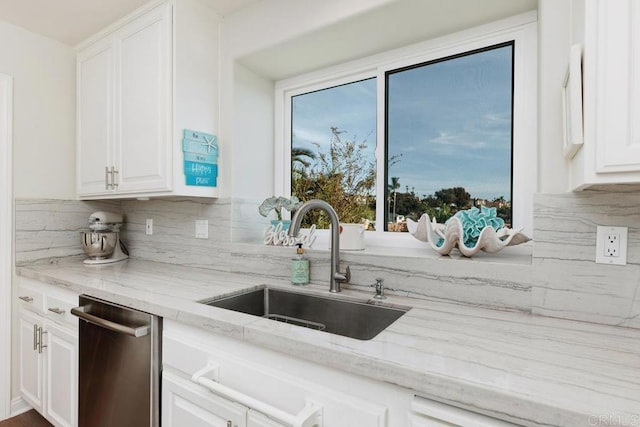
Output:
left=81, top=211, right=129, bottom=265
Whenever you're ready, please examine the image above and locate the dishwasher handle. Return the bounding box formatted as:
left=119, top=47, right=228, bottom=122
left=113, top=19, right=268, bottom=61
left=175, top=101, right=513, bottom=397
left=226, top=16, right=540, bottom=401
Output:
left=71, top=305, right=150, bottom=338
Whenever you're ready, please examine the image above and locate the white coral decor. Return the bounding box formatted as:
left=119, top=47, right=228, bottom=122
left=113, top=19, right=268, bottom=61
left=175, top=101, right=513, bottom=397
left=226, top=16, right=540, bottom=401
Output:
left=407, top=207, right=530, bottom=257
left=258, top=196, right=302, bottom=220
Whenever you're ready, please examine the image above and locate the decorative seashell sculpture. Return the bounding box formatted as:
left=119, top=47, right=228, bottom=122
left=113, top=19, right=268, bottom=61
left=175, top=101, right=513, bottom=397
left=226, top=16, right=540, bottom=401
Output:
left=406, top=206, right=531, bottom=257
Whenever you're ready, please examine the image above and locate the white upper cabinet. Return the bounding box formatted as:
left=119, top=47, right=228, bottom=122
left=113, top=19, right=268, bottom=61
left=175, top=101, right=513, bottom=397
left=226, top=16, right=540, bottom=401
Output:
left=115, top=2, right=172, bottom=194
left=77, top=37, right=114, bottom=195
left=76, top=0, right=220, bottom=199
left=571, top=0, right=640, bottom=189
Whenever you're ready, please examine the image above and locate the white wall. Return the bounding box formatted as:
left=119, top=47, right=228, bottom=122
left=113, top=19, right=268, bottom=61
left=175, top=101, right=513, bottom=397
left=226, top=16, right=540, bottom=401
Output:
left=0, top=18, right=76, bottom=413
left=0, top=19, right=76, bottom=199
left=537, top=0, right=571, bottom=192
left=232, top=63, right=274, bottom=199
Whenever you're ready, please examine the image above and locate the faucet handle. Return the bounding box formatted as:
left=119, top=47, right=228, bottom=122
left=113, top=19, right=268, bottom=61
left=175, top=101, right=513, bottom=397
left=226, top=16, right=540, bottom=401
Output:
left=335, top=265, right=351, bottom=284
left=370, top=278, right=386, bottom=299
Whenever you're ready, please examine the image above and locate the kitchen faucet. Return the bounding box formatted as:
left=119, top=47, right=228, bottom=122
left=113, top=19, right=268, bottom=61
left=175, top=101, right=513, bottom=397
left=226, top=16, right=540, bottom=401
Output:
left=288, top=199, right=350, bottom=293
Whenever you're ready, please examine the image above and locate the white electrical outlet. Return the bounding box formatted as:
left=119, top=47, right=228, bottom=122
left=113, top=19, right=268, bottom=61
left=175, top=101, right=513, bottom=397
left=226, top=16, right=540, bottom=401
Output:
left=596, top=226, right=627, bottom=265
left=195, top=220, right=209, bottom=239
left=604, top=233, right=620, bottom=257
left=146, top=218, right=153, bottom=235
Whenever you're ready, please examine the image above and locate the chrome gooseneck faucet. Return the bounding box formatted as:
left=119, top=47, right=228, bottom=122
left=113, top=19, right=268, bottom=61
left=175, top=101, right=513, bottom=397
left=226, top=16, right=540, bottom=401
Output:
left=288, top=199, right=350, bottom=293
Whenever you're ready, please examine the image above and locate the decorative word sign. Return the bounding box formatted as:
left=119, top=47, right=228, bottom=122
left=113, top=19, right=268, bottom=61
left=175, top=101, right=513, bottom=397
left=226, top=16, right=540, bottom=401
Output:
left=183, top=129, right=218, bottom=187
left=264, top=223, right=317, bottom=247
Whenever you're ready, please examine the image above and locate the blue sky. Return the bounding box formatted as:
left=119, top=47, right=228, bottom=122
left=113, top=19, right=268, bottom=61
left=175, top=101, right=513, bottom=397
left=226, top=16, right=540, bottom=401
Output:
left=291, top=44, right=513, bottom=201
left=291, top=78, right=377, bottom=163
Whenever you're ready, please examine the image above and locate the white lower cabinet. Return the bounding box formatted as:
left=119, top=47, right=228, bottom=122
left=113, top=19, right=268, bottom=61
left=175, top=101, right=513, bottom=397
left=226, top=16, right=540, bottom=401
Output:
left=163, top=369, right=291, bottom=427
left=44, top=321, right=78, bottom=427
left=17, top=278, right=78, bottom=427
left=163, top=319, right=526, bottom=427
left=163, top=320, right=411, bottom=426
left=163, top=369, right=248, bottom=427
left=18, top=310, right=44, bottom=414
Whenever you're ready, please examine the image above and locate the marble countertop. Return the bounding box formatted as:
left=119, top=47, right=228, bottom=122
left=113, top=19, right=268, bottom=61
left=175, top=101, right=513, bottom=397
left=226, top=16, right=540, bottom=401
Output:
left=17, top=259, right=640, bottom=427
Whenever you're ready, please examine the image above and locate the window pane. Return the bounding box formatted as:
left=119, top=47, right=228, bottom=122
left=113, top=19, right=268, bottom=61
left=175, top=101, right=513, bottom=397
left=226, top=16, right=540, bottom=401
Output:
left=386, top=43, right=513, bottom=231
left=291, top=78, right=377, bottom=228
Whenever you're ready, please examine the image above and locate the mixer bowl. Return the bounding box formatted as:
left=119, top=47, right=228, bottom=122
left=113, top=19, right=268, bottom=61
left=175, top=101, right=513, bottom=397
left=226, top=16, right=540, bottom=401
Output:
left=80, top=231, right=117, bottom=259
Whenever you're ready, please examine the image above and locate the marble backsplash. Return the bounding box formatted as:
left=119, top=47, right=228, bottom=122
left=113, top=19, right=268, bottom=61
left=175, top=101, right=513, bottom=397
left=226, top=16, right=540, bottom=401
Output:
left=120, top=197, right=532, bottom=311
left=14, top=191, right=640, bottom=328
left=15, top=198, right=532, bottom=311
left=14, top=199, right=121, bottom=264
left=533, top=191, right=640, bottom=329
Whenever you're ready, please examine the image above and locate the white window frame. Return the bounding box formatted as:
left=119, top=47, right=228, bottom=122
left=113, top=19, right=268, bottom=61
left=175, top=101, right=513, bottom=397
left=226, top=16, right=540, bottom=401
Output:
left=275, top=12, right=537, bottom=244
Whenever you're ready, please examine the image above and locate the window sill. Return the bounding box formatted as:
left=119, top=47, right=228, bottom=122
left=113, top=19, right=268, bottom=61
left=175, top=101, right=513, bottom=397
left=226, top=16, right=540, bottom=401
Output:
left=260, top=228, right=532, bottom=266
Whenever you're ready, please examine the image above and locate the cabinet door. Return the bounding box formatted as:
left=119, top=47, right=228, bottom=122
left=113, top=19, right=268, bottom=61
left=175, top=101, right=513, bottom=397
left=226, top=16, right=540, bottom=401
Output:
left=45, top=321, right=78, bottom=427
left=18, top=310, right=43, bottom=413
left=592, top=0, right=640, bottom=173
left=114, top=2, right=172, bottom=194
left=77, top=37, right=114, bottom=196
left=163, top=370, right=247, bottom=427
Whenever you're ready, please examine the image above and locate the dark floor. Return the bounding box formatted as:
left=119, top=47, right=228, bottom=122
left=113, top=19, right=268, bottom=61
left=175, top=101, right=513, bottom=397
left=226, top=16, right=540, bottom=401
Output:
left=0, top=410, right=52, bottom=427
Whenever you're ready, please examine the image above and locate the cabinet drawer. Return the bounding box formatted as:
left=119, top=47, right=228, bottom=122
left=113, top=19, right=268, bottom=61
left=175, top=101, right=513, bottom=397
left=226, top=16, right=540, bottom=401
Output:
left=17, top=285, right=45, bottom=314
left=44, top=294, right=78, bottom=327
left=18, top=277, right=80, bottom=326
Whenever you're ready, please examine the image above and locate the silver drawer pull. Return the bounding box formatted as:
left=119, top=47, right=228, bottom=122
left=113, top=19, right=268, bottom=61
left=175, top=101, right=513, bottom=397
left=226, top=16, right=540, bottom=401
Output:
left=38, top=327, right=47, bottom=354
left=112, top=167, right=119, bottom=188
left=19, top=296, right=34, bottom=302
left=48, top=307, right=65, bottom=315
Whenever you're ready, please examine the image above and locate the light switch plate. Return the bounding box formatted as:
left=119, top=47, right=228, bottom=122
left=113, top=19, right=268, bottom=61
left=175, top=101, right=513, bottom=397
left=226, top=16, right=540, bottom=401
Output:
left=145, top=218, right=153, bottom=235
left=595, top=226, right=627, bottom=265
left=195, top=220, right=208, bottom=239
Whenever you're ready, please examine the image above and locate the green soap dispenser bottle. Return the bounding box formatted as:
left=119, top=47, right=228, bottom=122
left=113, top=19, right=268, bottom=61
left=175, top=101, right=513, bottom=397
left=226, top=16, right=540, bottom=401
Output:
left=291, top=243, right=310, bottom=285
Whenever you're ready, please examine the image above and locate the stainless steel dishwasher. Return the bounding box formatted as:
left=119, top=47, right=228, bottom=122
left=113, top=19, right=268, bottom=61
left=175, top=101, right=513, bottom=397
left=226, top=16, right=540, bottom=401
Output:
left=71, top=295, right=161, bottom=427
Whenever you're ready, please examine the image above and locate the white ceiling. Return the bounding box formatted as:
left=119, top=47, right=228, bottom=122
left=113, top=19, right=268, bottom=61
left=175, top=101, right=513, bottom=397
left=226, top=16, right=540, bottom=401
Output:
left=0, top=0, right=259, bottom=46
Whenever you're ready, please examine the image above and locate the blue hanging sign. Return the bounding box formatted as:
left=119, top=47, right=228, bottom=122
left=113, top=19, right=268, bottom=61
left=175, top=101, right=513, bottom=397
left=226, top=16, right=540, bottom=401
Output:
left=186, top=175, right=217, bottom=187
left=184, top=161, right=217, bottom=177
left=182, top=138, right=218, bottom=157
left=183, top=129, right=216, bottom=142
left=184, top=152, right=217, bottom=164
left=183, top=129, right=218, bottom=187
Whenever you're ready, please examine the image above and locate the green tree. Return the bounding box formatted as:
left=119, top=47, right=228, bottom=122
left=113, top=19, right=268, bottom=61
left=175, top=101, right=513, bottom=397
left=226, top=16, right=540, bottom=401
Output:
left=394, top=191, right=422, bottom=220
left=291, top=127, right=376, bottom=228
left=291, top=147, right=316, bottom=170
left=434, top=187, right=471, bottom=209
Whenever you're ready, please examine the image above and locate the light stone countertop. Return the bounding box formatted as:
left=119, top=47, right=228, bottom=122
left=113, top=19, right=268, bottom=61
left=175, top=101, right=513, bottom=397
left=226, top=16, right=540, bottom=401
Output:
left=17, top=259, right=640, bottom=427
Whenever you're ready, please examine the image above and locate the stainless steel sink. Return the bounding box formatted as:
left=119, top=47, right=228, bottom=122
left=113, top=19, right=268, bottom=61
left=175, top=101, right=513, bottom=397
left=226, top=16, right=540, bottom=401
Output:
left=201, top=287, right=409, bottom=340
